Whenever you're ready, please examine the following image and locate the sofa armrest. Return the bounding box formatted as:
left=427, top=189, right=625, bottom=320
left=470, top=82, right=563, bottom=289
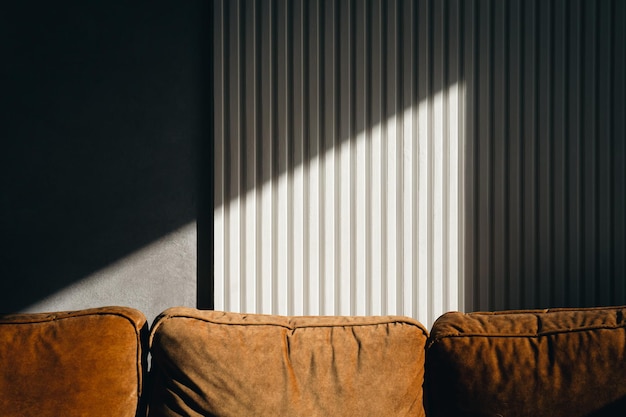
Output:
left=0, top=307, right=148, bottom=417
left=426, top=305, right=626, bottom=417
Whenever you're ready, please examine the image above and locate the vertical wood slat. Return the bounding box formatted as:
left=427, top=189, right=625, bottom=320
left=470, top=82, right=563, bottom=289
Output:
left=609, top=2, right=621, bottom=302
left=214, top=0, right=464, bottom=328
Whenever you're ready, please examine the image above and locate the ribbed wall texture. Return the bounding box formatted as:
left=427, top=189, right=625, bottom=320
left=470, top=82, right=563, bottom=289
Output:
left=214, top=0, right=464, bottom=327
left=465, top=0, right=626, bottom=312
left=213, top=0, right=626, bottom=326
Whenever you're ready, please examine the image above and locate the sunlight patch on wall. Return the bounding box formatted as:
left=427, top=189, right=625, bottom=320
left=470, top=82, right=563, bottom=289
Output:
left=23, top=222, right=197, bottom=323
left=214, top=81, right=465, bottom=329
left=213, top=0, right=467, bottom=327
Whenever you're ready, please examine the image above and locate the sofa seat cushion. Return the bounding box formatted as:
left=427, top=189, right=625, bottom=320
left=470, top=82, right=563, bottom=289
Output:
left=0, top=307, right=148, bottom=417
left=426, top=305, right=626, bottom=417
left=148, top=308, right=428, bottom=417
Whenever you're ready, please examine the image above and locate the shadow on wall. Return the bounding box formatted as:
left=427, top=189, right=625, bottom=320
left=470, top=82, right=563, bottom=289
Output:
left=214, top=0, right=462, bottom=208
left=0, top=1, right=212, bottom=313
left=213, top=0, right=626, bottom=318
left=213, top=0, right=464, bottom=323
left=464, top=0, right=626, bottom=312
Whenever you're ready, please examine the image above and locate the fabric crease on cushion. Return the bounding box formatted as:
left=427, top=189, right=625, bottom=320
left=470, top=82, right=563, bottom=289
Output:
left=148, top=307, right=429, bottom=417
left=425, top=306, right=626, bottom=417
left=0, top=306, right=148, bottom=417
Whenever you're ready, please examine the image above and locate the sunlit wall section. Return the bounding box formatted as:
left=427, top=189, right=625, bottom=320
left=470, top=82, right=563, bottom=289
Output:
left=213, top=0, right=465, bottom=328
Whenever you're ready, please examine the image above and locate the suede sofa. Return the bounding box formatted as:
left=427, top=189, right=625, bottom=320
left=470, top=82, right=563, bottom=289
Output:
left=1, top=305, right=625, bottom=417
left=0, top=307, right=148, bottom=417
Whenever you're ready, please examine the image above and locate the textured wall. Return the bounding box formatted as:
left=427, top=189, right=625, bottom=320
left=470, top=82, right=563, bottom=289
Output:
left=213, top=0, right=626, bottom=326
left=3, top=1, right=622, bottom=325
left=2, top=1, right=210, bottom=324
left=214, top=0, right=465, bottom=327
left=464, top=0, right=626, bottom=312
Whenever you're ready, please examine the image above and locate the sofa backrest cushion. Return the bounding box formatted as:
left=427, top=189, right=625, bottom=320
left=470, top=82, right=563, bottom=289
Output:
left=0, top=307, right=148, bottom=417
left=426, top=305, right=626, bottom=417
left=148, top=308, right=428, bottom=417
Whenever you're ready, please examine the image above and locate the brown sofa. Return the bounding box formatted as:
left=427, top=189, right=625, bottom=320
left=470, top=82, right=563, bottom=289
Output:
left=2, top=305, right=625, bottom=416
left=0, top=307, right=148, bottom=417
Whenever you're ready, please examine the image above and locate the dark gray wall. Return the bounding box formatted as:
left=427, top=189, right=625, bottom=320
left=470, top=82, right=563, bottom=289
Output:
left=464, top=0, right=626, bottom=311
left=1, top=1, right=212, bottom=323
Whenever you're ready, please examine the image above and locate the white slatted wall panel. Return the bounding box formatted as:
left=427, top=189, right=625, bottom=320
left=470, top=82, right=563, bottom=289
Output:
left=212, top=0, right=626, bottom=325
left=213, top=0, right=464, bottom=328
